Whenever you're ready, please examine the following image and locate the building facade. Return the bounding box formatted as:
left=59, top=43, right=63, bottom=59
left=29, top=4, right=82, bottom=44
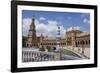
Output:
left=25, top=17, right=90, bottom=49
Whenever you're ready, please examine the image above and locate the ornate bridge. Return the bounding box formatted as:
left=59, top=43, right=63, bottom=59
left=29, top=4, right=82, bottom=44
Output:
left=63, top=47, right=89, bottom=59
left=22, top=48, right=81, bottom=62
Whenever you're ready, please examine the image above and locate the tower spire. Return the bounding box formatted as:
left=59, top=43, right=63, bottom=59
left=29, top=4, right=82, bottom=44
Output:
left=26, top=16, right=37, bottom=48
left=32, top=16, right=35, bottom=21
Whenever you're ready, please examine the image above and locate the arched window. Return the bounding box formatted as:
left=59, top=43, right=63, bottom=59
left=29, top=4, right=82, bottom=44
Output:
left=86, top=40, right=88, bottom=45
left=80, top=40, right=84, bottom=45
left=75, top=42, right=77, bottom=47
left=89, top=40, right=90, bottom=44
left=83, top=41, right=84, bottom=45
left=77, top=41, right=79, bottom=46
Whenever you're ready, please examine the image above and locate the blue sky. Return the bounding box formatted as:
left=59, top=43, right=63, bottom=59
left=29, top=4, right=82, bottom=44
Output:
left=22, top=10, right=90, bottom=37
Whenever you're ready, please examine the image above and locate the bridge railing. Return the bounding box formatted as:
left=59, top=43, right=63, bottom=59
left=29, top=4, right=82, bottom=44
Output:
left=22, top=48, right=55, bottom=62
left=22, top=48, right=82, bottom=62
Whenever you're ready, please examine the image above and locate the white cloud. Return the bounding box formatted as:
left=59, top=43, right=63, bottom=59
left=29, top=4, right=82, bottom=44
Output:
left=39, top=17, right=46, bottom=21
left=67, top=26, right=80, bottom=31
left=74, top=26, right=80, bottom=30
left=36, top=20, right=66, bottom=38
left=81, top=13, right=90, bottom=25
left=35, top=19, right=40, bottom=25
left=36, top=20, right=58, bottom=37
left=36, top=23, right=48, bottom=36
left=48, top=20, right=58, bottom=25
left=23, top=18, right=66, bottom=38
left=83, top=18, right=87, bottom=23
left=47, top=20, right=58, bottom=34
left=83, top=18, right=90, bottom=25
left=47, top=20, right=64, bottom=38
left=22, top=18, right=32, bottom=36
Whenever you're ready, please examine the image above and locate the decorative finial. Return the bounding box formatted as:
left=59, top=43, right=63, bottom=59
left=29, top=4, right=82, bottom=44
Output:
left=32, top=16, right=35, bottom=21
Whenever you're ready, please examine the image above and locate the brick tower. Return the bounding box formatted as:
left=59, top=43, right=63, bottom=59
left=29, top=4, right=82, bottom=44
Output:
left=26, top=17, right=37, bottom=48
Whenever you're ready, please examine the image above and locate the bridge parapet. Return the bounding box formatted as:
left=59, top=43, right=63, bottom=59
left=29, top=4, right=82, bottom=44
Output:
left=22, top=48, right=55, bottom=62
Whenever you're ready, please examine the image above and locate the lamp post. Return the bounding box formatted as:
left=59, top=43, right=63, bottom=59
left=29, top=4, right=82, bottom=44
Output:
left=56, top=24, right=62, bottom=60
